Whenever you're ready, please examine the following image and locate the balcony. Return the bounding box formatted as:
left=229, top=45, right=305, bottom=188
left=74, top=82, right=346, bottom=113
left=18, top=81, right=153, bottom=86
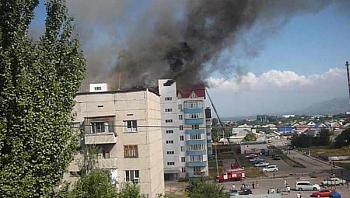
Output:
left=186, top=139, right=206, bottom=145
left=186, top=161, right=207, bottom=167
left=183, top=108, right=203, bottom=114
left=186, top=150, right=206, bottom=156
left=185, top=129, right=205, bottom=135
left=85, top=132, right=117, bottom=145
left=184, top=118, right=204, bottom=125
left=96, top=158, right=118, bottom=169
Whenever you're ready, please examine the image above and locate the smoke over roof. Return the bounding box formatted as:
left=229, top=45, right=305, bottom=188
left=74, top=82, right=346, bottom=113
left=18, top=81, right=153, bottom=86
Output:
left=66, top=0, right=348, bottom=90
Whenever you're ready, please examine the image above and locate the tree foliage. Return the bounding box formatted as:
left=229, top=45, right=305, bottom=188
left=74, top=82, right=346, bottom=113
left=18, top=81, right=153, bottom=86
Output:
left=242, top=133, right=257, bottom=142
left=69, top=170, right=118, bottom=198
left=187, top=181, right=229, bottom=198
left=57, top=170, right=142, bottom=198
left=291, top=129, right=331, bottom=148
left=334, top=128, right=350, bottom=148
left=0, top=0, right=85, bottom=196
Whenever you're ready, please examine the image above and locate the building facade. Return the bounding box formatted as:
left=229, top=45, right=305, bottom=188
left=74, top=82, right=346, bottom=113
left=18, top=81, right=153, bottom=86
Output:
left=66, top=85, right=164, bottom=197
left=158, top=79, right=212, bottom=179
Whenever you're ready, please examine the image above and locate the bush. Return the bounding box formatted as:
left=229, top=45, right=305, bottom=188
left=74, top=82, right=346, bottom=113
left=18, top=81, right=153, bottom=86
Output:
left=187, top=181, right=229, bottom=198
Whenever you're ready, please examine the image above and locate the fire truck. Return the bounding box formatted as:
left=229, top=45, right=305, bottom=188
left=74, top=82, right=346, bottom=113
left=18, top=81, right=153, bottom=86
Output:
left=216, top=163, right=245, bottom=183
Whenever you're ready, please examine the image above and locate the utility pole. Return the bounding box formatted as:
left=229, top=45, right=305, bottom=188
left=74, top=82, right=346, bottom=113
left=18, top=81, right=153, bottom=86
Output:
left=346, top=61, right=350, bottom=104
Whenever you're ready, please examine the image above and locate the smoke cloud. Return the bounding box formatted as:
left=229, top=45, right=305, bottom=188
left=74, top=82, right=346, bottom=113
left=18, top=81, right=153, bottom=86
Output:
left=66, top=0, right=345, bottom=90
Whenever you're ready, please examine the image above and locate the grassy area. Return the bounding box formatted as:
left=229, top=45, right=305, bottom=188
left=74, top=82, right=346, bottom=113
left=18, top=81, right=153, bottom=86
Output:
left=335, top=162, right=350, bottom=170
left=273, top=147, right=306, bottom=168
left=245, top=167, right=264, bottom=178
left=165, top=192, right=187, bottom=198
left=301, top=147, right=350, bottom=157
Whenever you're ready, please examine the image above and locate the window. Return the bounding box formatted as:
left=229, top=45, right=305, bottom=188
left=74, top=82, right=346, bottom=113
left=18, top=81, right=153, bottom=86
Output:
left=125, top=170, right=139, bottom=183
left=166, top=140, right=174, bottom=144
left=190, top=134, right=202, bottom=140
left=178, top=104, right=182, bottom=111
left=189, top=155, right=203, bottom=162
left=184, top=101, right=203, bottom=109
left=179, top=125, right=183, bottom=130
left=181, top=157, right=186, bottom=162
left=91, top=122, right=108, bottom=133
left=165, top=108, right=172, bottom=112
left=193, top=167, right=202, bottom=175
left=187, top=144, right=205, bottom=151
left=102, top=150, right=110, bottom=159
left=192, top=125, right=199, bottom=130
left=166, top=130, right=174, bottom=134
left=94, top=86, right=102, bottom=91
left=165, top=97, right=172, bottom=101
left=167, top=151, right=175, bottom=155
left=179, top=115, right=183, bottom=120
left=181, top=167, right=186, bottom=173
left=180, top=136, right=184, bottom=141
left=167, top=162, right=175, bottom=166
left=124, top=120, right=137, bottom=132
left=165, top=119, right=173, bottom=123
left=124, top=145, right=138, bottom=158
left=180, top=146, right=185, bottom=152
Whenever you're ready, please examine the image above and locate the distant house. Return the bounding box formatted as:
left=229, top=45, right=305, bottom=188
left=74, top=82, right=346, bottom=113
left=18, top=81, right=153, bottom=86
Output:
left=307, top=121, right=316, bottom=128
left=277, top=126, right=294, bottom=135
left=229, top=125, right=252, bottom=144
left=240, top=141, right=268, bottom=154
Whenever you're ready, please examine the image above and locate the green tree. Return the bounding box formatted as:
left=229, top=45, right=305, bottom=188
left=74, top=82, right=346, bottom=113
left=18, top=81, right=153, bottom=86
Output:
left=242, top=133, right=257, bottom=142
left=0, top=0, right=85, bottom=196
left=187, top=181, right=229, bottom=198
left=334, top=128, right=350, bottom=148
left=317, top=129, right=330, bottom=146
left=69, top=170, right=118, bottom=198
left=118, top=183, right=142, bottom=198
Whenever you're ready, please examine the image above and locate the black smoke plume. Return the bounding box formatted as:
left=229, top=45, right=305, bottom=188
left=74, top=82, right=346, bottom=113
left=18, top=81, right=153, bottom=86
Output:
left=66, top=0, right=348, bottom=90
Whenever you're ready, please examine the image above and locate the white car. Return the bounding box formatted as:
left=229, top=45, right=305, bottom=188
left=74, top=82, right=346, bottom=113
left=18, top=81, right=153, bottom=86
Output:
left=321, top=177, right=346, bottom=186
left=254, top=162, right=269, bottom=167
left=295, top=181, right=321, bottom=191
left=263, top=165, right=278, bottom=172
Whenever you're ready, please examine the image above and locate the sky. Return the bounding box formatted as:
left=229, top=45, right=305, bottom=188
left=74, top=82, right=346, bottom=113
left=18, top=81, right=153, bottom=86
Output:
left=207, top=4, right=350, bottom=117
left=31, top=1, right=350, bottom=117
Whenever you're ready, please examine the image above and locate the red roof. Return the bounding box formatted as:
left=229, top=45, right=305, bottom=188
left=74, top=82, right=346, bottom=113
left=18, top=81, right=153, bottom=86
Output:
left=177, top=85, right=205, bottom=98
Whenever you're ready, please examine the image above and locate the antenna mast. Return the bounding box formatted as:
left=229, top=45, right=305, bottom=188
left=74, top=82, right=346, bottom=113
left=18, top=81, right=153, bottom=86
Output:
left=346, top=61, right=350, bottom=104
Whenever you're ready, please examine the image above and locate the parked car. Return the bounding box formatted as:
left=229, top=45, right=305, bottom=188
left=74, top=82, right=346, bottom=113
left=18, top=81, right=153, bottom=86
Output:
left=295, top=181, right=321, bottom=191
left=321, top=177, right=346, bottom=186
left=250, top=157, right=264, bottom=163
left=254, top=162, right=269, bottom=167
left=263, top=165, right=278, bottom=172
left=272, top=155, right=281, bottom=160
left=239, top=189, right=252, bottom=195
left=311, top=190, right=332, bottom=197
left=245, top=154, right=258, bottom=159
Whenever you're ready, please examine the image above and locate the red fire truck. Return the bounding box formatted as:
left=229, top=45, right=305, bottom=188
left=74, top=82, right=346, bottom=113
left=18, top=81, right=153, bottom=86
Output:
left=216, top=163, right=245, bottom=183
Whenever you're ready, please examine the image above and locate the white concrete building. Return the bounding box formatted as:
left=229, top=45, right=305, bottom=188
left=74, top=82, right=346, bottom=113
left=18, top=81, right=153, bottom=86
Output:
left=158, top=79, right=212, bottom=179
left=66, top=85, right=164, bottom=197
left=240, top=141, right=268, bottom=154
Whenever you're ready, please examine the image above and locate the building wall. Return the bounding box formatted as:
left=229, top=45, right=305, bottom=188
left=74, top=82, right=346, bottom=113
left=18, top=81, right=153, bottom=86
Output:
left=158, top=80, right=184, bottom=179
left=240, top=142, right=268, bottom=154
left=68, top=89, right=164, bottom=197
left=159, top=79, right=210, bottom=178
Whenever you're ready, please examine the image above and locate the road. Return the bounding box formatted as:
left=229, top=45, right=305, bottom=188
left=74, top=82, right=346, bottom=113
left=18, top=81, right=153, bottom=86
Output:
left=164, top=149, right=350, bottom=197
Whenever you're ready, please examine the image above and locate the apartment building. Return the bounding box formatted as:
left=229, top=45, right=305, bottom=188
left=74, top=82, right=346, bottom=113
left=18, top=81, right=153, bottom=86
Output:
left=65, top=84, right=164, bottom=198
left=158, top=79, right=212, bottom=180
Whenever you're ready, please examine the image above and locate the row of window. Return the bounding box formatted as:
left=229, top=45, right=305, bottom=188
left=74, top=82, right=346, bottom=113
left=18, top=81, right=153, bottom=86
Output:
left=90, top=120, right=138, bottom=133
left=185, top=113, right=203, bottom=119
left=187, top=144, right=206, bottom=151
left=165, top=136, right=184, bottom=144
left=184, top=101, right=203, bottom=109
